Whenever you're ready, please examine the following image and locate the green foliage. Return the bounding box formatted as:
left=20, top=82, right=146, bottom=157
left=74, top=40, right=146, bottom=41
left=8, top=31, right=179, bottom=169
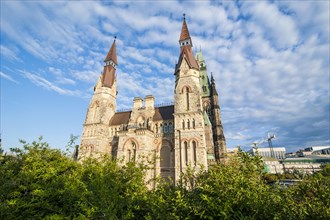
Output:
left=1, top=138, right=329, bottom=219
left=0, top=137, right=88, bottom=219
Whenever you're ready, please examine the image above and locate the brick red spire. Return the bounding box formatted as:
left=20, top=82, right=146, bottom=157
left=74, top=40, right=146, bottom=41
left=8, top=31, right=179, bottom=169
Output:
left=102, top=36, right=117, bottom=88
left=175, top=15, right=199, bottom=72
left=104, top=36, right=117, bottom=64
left=179, top=14, right=191, bottom=41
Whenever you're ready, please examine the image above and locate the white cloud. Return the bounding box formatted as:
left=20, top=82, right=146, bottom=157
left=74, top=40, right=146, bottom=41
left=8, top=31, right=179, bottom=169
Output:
left=20, top=70, right=81, bottom=96
left=242, top=1, right=299, bottom=49
left=0, top=71, right=19, bottom=84
left=0, top=45, right=21, bottom=62
left=1, top=1, right=329, bottom=151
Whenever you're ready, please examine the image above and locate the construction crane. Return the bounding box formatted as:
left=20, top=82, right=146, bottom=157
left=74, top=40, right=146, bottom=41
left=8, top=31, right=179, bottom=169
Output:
left=251, top=133, right=277, bottom=159
left=267, top=133, right=276, bottom=158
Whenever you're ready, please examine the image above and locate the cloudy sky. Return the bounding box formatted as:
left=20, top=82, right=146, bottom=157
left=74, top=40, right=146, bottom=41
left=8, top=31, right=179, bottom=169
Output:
left=1, top=1, right=329, bottom=153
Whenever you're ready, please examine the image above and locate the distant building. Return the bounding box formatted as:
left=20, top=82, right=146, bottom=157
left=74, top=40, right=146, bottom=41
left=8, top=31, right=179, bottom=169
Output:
left=282, top=155, right=330, bottom=173
left=263, top=155, right=330, bottom=174
left=302, top=146, right=330, bottom=156
left=248, top=147, right=286, bottom=160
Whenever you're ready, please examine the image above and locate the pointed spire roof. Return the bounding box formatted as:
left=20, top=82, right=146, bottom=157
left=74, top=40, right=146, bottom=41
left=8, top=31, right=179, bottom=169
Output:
left=104, top=36, right=117, bottom=64
left=175, top=15, right=199, bottom=73
left=211, top=72, right=215, bottom=82
left=176, top=46, right=199, bottom=71
left=179, top=14, right=191, bottom=41
left=210, top=72, right=218, bottom=96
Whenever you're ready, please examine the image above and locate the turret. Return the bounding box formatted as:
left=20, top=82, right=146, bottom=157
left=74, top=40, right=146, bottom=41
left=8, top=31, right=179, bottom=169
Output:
left=174, top=15, right=208, bottom=182
left=80, top=36, right=118, bottom=159
left=101, top=36, right=117, bottom=88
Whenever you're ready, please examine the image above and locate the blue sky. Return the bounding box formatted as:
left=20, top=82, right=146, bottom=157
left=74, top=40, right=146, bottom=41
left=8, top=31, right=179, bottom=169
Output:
left=1, top=1, right=329, bottom=153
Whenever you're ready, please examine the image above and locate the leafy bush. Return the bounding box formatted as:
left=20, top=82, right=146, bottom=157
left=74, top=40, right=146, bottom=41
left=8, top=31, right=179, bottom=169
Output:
left=1, top=139, right=329, bottom=219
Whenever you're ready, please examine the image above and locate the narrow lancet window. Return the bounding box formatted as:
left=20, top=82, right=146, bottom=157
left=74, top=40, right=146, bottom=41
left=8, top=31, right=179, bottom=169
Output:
left=186, top=87, right=190, bottom=110
left=184, top=141, right=188, bottom=165
left=193, top=141, right=197, bottom=165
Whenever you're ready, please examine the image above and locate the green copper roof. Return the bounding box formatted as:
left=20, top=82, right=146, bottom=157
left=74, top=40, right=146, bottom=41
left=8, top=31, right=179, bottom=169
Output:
left=196, top=51, right=211, bottom=97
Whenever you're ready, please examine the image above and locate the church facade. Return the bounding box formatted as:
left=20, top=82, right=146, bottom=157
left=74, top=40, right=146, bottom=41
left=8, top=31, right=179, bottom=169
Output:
left=79, top=17, right=226, bottom=183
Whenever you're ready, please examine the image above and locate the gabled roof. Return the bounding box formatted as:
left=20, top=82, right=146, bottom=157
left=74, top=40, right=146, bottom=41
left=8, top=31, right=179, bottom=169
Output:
left=153, top=105, right=174, bottom=121
left=104, top=38, right=117, bottom=64
left=110, top=111, right=131, bottom=126
left=176, top=46, right=199, bottom=71
left=109, top=105, right=174, bottom=126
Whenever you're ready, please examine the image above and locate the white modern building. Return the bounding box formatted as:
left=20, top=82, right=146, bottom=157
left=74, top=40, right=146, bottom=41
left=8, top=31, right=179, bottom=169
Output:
left=248, top=147, right=286, bottom=160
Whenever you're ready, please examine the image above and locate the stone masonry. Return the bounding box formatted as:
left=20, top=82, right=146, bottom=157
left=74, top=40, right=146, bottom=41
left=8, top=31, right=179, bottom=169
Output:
left=79, top=16, right=226, bottom=186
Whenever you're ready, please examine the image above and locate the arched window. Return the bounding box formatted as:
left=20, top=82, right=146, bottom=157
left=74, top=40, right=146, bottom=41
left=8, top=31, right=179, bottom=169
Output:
left=169, top=122, right=174, bottom=133
left=185, top=87, right=190, bottom=110
left=182, top=120, right=185, bottom=130
left=128, top=150, right=131, bottom=162
left=192, top=119, right=196, bottom=129
left=132, top=142, right=136, bottom=161
left=184, top=141, right=188, bottom=165
left=127, top=141, right=137, bottom=162
left=164, top=123, right=168, bottom=133
left=192, top=141, right=197, bottom=165
left=155, top=123, right=158, bottom=133
left=160, top=124, right=163, bottom=133
left=187, top=119, right=190, bottom=129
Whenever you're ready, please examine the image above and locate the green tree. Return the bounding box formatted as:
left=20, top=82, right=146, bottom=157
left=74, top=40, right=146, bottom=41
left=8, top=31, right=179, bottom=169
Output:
left=0, top=137, right=89, bottom=219
left=80, top=157, right=148, bottom=219
left=1, top=138, right=329, bottom=219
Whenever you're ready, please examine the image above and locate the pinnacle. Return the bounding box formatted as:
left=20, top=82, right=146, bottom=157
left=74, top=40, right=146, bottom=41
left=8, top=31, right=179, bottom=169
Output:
left=179, top=15, right=191, bottom=41
left=104, top=36, right=117, bottom=64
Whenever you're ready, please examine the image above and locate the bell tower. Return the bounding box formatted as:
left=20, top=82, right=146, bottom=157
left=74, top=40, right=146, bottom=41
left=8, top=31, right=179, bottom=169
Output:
left=80, top=37, right=118, bottom=158
left=174, top=15, right=208, bottom=182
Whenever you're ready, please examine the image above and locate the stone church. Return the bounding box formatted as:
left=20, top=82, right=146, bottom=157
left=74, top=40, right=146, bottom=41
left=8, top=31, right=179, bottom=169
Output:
left=79, top=17, right=226, bottom=183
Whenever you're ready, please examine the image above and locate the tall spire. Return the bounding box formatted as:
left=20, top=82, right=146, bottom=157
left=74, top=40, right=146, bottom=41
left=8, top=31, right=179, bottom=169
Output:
left=175, top=14, right=198, bottom=72
left=210, top=72, right=218, bottom=96
left=211, top=72, right=215, bottom=82
left=102, top=36, right=118, bottom=88
left=104, top=36, right=117, bottom=65
left=196, top=50, right=211, bottom=98
left=179, top=14, right=191, bottom=42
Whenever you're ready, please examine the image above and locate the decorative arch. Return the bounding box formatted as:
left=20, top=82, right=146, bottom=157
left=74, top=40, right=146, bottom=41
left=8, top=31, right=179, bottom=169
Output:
left=122, top=138, right=139, bottom=151
left=136, top=115, right=146, bottom=128
left=156, top=139, right=174, bottom=152
left=181, top=85, right=192, bottom=93
left=158, top=139, right=175, bottom=182
left=123, top=138, right=139, bottom=162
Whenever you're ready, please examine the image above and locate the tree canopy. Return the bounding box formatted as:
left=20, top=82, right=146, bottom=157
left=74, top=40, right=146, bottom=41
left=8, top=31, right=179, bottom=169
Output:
left=1, top=138, right=329, bottom=219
